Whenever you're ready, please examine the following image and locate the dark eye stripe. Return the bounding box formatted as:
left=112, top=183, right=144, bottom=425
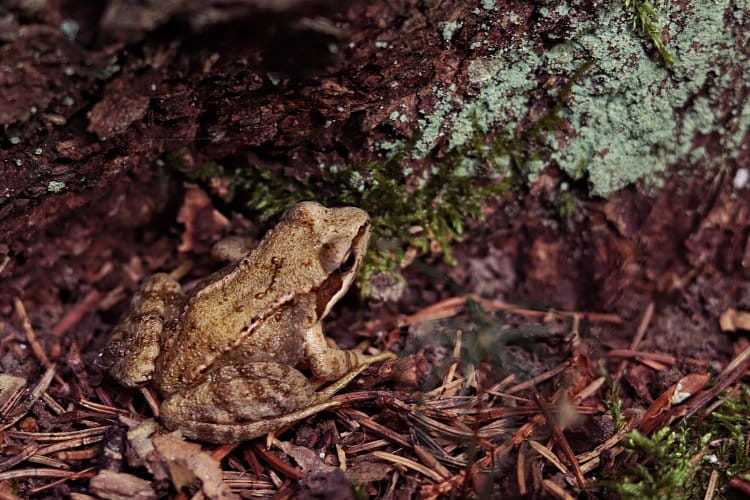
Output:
left=338, top=252, right=357, bottom=273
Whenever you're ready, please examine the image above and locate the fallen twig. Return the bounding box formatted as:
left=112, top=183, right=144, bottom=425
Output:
left=372, top=450, right=443, bottom=482
left=615, top=302, right=655, bottom=380
left=532, top=392, right=585, bottom=488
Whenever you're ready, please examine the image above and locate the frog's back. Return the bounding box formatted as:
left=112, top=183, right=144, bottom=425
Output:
left=154, top=221, right=326, bottom=395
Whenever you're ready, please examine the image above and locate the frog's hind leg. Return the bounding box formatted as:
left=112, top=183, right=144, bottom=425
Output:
left=160, top=362, right=337, bottom=443
left=166, top=400, right=342, bottom=444
left=100, top=273, right=184, bottom=388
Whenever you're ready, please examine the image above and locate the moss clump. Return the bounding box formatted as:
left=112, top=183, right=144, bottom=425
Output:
left=180, top=132, right=515, bottom=295
left=604, top=374, right=626, bottom=431
left=602, top=386, right=750, bottom=499
left=623, top=0, right=675, bottom=66
left=177, top=60, right=594, bottom=295
left=605, top=427, right=711, bottom=499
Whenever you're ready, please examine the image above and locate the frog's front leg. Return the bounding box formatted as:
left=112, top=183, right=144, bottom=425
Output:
left=303, top=323, right=396, bottom=382
left=101, top=273, right=184, bottom=388
left=160, top=362, right=339, bottom=443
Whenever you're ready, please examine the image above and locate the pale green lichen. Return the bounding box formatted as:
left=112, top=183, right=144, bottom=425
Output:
left=552, top=0, right=749, bottom=194
left=507, top=12, right=522, bottom=25
left=267, top=72, right=281, bottom=85
left=378, top=140, right=405, bottom=159
left=409, top=0, right=748, bottom=195
left=412, top=85, right=456, bottom=158
left=556, top=4, right=570, bottom=16
left=60, top=19, right=79, bottom=40
left=442, top=21, right=463, bottom=42
left=450, top=46, right=541, bottom=149
left=47, top=181, right=66, bottom=193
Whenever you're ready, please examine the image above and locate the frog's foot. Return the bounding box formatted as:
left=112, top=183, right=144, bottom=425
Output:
left=167, top=400, right=342, bottom=444
left=313, top=351, right=397, bottom=402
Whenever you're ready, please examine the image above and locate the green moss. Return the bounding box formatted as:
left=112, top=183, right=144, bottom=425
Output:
left=557, top=188, right=578, bottom=217
left=187, top=61, right=586, bottom=293
left=602, top=386, right=750, bottom=499
left=602, top=427, right=711, bottom=499
left=179, top=130, right=516, bottom=295
left=623, top=0, right=675, bottom=66
left=179, top=69, right=590, bottom=292
left=605, top=375, right=626, bottom=431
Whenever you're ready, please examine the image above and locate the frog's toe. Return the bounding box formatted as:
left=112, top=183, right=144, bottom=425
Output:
left=312, top=351, right=397, bottom=401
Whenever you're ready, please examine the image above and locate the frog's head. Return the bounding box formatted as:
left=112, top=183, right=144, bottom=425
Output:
left=283, top=201, right=371, bottom=317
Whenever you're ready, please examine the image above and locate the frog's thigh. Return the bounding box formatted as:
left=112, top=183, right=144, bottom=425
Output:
left=103, top=273, right=184, bottom=387
left=160, top=362, right=323, bottom=443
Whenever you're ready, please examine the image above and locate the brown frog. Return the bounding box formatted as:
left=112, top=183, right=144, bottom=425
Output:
left=101, top=201, right=393, bottom=443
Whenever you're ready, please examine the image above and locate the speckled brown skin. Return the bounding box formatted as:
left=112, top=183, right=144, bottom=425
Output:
left=101, top=202, right=394, bottom=443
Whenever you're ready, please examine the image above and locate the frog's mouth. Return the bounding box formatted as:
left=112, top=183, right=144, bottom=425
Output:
left=314, top=221, right=370, bottom=319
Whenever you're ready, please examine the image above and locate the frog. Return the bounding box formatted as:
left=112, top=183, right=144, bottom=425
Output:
left=100, top=201, right=394, bottom=443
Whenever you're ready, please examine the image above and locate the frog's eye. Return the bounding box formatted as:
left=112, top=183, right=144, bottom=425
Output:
left=338, top=251, right=357, bottom=274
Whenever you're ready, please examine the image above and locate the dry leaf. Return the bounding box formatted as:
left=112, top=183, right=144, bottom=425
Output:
left=345, top=458, right=392, bottom=484
left=177, top=183, right=229, bottom=254
left=90, top=469, right=157, bottom=500
left=275, top=440, right=336, bottom=475
left=639, top=372, right=709, bottom=433
left=152, top=434, right=236, bottom=499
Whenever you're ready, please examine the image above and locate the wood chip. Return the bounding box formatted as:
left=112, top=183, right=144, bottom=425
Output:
left=719, top=308, right=750, bottom=332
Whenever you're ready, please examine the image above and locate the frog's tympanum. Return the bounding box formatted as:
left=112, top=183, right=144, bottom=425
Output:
left=101, top=202, right=393, bottom=443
